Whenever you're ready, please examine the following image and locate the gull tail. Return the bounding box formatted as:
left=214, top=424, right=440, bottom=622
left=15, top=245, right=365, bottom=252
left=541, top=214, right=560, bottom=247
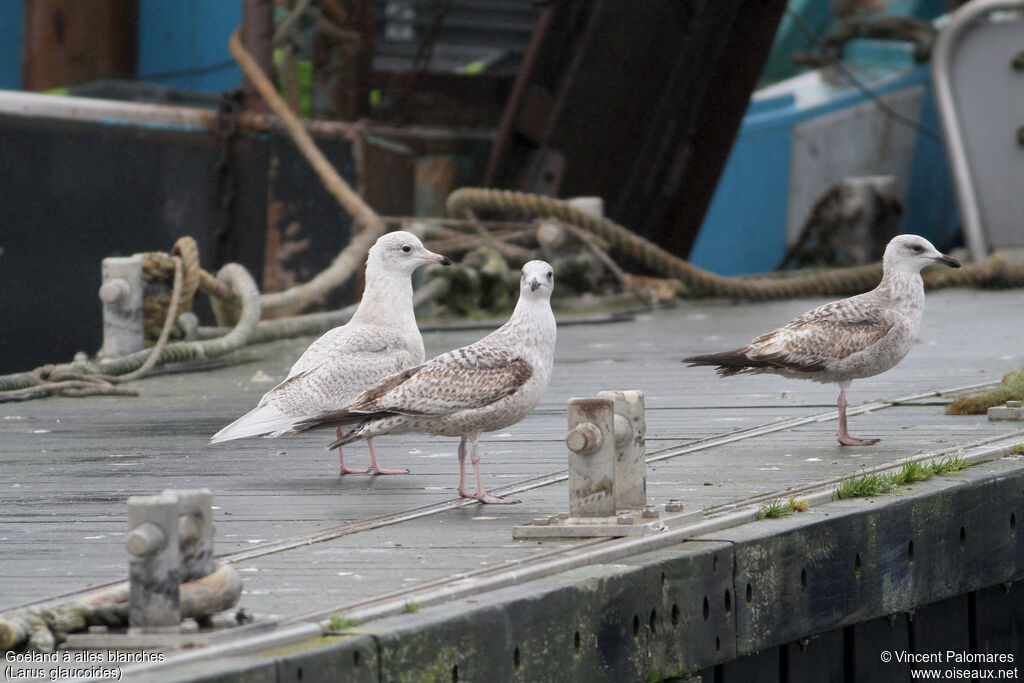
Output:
left=326, top=422, right=376, bottom=450
left=682, top=350, right=756, bottom=377
left=294, top=408, right=408, bottom=449
left=210, top=402, right=297, bottom=443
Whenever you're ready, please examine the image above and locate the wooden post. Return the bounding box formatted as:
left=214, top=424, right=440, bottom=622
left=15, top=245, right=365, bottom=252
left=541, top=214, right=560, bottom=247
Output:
left=566, top=397, right=616, bottom=518
left=599, top=390, right=646, bottom=512
left=126, top=492, right=180, bottom=631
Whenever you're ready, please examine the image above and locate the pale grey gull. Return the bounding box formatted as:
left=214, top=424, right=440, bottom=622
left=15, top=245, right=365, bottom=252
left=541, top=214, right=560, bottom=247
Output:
left=210, top=231, right=451, bottom=473
left=294, top=260, right=557, bottom=504
left=683, top=234, right=961, bottom=446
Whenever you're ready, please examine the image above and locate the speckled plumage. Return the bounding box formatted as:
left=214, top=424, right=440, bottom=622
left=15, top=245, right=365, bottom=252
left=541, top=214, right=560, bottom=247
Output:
left=210, top=231, right=450, bottom=473
left=684, top=235, right=961, bottom=445
left=296, top=260, right=558, bottom=504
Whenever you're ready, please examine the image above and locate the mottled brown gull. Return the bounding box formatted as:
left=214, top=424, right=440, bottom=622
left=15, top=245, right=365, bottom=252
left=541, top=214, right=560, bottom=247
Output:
left=210, top=231, right=451, bottom=473
left=683, top=235, right=961, bottom=445
left=294, top=260, right=557, bottom=504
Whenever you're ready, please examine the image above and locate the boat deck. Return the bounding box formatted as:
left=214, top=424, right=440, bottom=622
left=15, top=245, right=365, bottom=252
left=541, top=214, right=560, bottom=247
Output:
left=2, top=287, right=1023, bottom=679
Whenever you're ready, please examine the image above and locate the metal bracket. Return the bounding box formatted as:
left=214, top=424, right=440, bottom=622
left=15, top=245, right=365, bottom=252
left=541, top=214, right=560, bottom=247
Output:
left=989, top=401, right=1024, bottom=421
left=127, top=493, right=181, bottom=631
left=98, top=255, right=145, bottom=359
left=126, top=488, right=217, bottom=632
left=516, top=390, right=697, bottom=538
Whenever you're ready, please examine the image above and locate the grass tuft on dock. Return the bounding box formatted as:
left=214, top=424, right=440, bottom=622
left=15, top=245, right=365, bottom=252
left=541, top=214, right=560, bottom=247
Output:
left=756, top=495, right=811, bottom=519
left=833, top=455, right=973, bottom=500
left=947, top=364, right=1024, bottom=414
left=326, top=614, right=359, bottom=632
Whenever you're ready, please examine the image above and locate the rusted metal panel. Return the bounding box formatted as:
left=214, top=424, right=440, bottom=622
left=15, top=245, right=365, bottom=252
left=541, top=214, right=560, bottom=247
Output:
left=0, top=92, right=361, bottom=371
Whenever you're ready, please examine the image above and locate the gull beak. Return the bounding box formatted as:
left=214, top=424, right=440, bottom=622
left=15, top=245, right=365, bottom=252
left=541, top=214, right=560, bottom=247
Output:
left=529, top=278, right=542, bottom=292
left=935, top=254, right=961, bottom=268
left=422, top=248, right=452, bottom=266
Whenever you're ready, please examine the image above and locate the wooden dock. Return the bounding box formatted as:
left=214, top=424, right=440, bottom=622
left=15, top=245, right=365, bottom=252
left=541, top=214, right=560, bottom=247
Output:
left=2, top=288, right=1024, bottom=681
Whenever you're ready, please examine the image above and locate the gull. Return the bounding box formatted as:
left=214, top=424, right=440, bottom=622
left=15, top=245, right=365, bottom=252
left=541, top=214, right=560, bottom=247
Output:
left=210, top=231, right=451, bottom=473
left=294, top=260, right=557, bottom=503
left=683, top=235, right=961, bottom=445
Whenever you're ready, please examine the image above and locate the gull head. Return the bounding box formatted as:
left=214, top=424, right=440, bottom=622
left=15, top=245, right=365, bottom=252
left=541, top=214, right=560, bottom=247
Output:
left=521, top=260, right=554, bottom=299
left=369, top=231, right=452, bottom=273
left=883, top=234, right=961, bottom=273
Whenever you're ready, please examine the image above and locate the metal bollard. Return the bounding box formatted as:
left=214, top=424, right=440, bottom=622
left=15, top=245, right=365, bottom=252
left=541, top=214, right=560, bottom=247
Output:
left=516, top=391, right=676, bottom=538
left=98, top=256, right=145, bottom=359
left=567, top=397, right=616, bottom=518
left=173, top=489, right=214, bottom=582
left=598, top=390, right=646, bottom=512
left=126, top=492, right=181, bottom=631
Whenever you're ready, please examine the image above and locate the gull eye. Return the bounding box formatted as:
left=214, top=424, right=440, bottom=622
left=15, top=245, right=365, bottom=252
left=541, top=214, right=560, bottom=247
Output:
left=547, top=271, right=553, bottom=280
left=910, top=244, right=924, bottom=254
left=401, top=245, right=412, bottom=253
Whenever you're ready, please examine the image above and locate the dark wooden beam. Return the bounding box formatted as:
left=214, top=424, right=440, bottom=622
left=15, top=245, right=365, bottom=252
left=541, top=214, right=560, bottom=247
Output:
left=241, top=0, right=276, bottom=113
left=21, top=0, right=137, bottom=92
left=484, top=0, right=788, bottom=260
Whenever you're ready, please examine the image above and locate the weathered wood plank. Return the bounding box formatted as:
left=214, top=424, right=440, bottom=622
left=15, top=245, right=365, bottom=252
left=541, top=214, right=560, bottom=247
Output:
left=1, top=289, right=1021, bottom=618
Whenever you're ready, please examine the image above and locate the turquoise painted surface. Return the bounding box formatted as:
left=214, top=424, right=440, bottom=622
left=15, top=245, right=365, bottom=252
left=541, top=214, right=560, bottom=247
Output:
left=903, top=80, right=959, bottom=252
left=696, top=0, right=961, bottom=275
left=762, top=0, right=950, bottom=84
left=0, top=2, right=23, bottom=89
left=691, top=59, right=960, bottom=275
left=137, top=0, right=241, bottom=92
left=688, top=96, right=795, bottom=276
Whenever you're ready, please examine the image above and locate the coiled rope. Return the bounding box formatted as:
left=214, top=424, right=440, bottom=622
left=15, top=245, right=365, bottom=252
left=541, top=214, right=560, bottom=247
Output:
left=0, top=264, right=261, bottom=398
left=447, top=188, right=1024, bottom=299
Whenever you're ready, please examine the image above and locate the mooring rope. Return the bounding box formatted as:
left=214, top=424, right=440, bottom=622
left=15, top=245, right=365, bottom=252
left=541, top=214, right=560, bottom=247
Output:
left=0, top=264, right=262, bottom=399
left=447, top=188, right=1024, bottom=299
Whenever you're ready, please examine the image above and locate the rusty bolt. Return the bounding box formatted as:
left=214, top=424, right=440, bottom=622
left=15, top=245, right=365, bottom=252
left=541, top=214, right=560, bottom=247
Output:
left=532, top=517, right=551, bottom=526
left=665, top=499, right=684, bottom=513
left=612, top=413, right=632, bottom=449
left=566, top=422, right=604, bottom=455
left=126, top=522, right=168, bottom=557
left=178, top=514, right=201, bottom=545
left=99, top=278, right=131, bottom=305
left=642, top=505, right=660, bottom=519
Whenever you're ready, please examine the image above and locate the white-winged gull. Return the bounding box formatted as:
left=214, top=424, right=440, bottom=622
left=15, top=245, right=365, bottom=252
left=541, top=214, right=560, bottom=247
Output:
left=683, top=234, right=961, bottom=446
left=210, top=231, right=451, bottom=473
left=294, top=260, right=557, bottom=504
